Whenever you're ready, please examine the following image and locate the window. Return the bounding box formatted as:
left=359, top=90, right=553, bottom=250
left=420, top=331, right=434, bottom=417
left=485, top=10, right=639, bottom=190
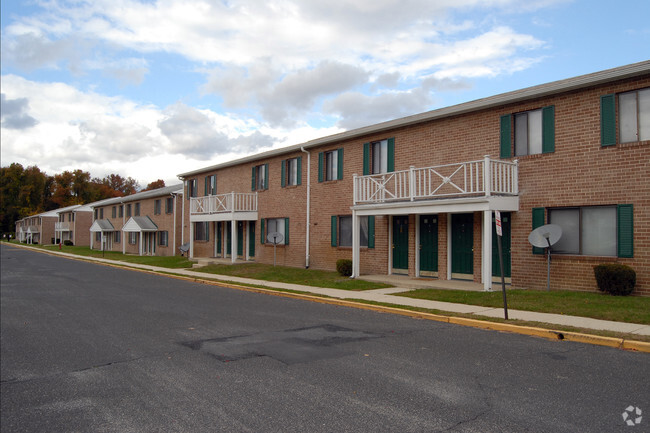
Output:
left=99, top=208, right=104, bottom=219
left=119, top=205, right=123, bottom=218
left=261, top=218, right=289, bottom=245
left=68, top=213, right=72, bottom=222
left=72, top=213, right=75, bottom=222
left=154, top=199, right=161, bottom=215
left=205, top=175, right=216, bottom=195
left=159, top=231, right=169, bottom=246
left=363, top=139, right=395, bottom=175
left=194, top=222, right=209, bottom=241
left=126, top=204, right=132, bottom=217
left=113, top=231, right=121, bottom=243
left=331, top=215, right=374, bottom=248
left=94, top=209, right=98, bottom=220
left=318, top=149, right=343, bottom=182
left=546, top=205, right=633, bottom=257
left=95, top=232, right=101, bottom=242
left=619, top=88, right=650, bottom=143
left=500, top=106, right=554, bottom=158
left=186, top=179, right=197, bottom=198
left=129, top=232, right=137, bottom=244
left=165, top=197, right=173, bottom=214
left=112, top=206, right=116, bottom=218
left=251, top=164, right=268, bottom=191
left=281, top=157, right=302, bottom=187
left=134, top=203, right=140, bottom=216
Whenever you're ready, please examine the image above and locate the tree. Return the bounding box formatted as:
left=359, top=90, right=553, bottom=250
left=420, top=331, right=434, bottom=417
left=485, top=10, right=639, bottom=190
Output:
left=144, top=179, right=165, bottom=191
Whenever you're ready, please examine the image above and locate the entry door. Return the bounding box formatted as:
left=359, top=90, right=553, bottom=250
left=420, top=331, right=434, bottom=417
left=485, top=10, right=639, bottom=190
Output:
left=237, top=221, right=244, bottom=256
left=451, top=213, right=473, bottom=275
left=226, top=224, right=232, bottom=256
left=392, top=216, right=409, bottom=271
left=419, top=215, right=438, bottom=272
left=492, top=212, right=511, bottom=278
left=248, top=222, right=255, bottom=258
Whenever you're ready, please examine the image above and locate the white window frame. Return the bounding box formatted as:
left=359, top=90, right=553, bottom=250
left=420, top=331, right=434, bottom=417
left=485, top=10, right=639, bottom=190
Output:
left=286, top=158, right=299, bottom=186
left=325, top=150, right=338, bottom=181
left=266, top=218, right=286, bottom=245
left=338, top=215, right=369, bottom=248
left=515, top=109, right=543, bottom=156
left=549, top=206, right=617, bottom=256
left=619, top=88, right=650, bottom=143
left=371, top=140, right=388, bottom=174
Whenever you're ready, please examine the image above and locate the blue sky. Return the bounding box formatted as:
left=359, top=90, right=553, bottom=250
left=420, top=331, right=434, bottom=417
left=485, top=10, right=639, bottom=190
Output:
left=1, top=0, right=649, bottom=187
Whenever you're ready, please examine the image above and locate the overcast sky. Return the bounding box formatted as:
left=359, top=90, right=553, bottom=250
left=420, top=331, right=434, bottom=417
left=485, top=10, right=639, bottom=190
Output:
left=1, top=0, right=649, bottom=187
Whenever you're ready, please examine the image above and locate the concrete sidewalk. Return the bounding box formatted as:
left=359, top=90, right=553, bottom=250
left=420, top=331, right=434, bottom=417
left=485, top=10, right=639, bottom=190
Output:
left=21, top=246, right=648, bottom=337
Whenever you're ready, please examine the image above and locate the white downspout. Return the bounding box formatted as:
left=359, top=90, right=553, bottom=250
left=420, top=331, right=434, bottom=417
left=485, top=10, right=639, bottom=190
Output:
left=172, top=193, right=177, bottom=256
left=301, top=147, right=311, bottom=268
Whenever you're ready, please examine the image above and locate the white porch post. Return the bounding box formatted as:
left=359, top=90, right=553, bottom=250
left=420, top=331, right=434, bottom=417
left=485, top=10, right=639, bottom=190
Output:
left=139, top=232, right=143, bottom=256
left=482, top=210, right=492, bottom=291
left=351, top=210, right=360, bottom=278
left=90, top=231, right=94, bottom=249
left=122, top=231, right=126, bottom=254
left=231, top=219, right=237, bottom=264
left=189, top=223, right=194, bottom=259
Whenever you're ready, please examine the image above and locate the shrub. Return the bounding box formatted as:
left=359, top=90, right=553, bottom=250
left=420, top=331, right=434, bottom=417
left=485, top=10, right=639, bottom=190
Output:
left=336, top=259, right=353, bottom=277
left=593, top=264, right=636, bottom=296
left=63, top=240, right=74, bottom=246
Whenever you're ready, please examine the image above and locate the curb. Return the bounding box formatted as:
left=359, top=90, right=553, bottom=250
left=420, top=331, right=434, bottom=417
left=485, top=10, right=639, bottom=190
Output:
left=4, top=242, right=650, bottom=353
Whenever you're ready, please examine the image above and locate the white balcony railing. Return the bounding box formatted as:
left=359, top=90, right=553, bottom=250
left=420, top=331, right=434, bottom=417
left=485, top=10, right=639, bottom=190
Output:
left=190, top=192, right=258, bottom=215
left=354, top=156, right=518, bottom=205
left=55, top=222, right=71, bottom=231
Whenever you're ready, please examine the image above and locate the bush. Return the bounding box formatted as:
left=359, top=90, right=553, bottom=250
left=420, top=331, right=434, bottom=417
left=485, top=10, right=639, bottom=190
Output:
left=336, top=259, right=353, bottom=277
left=63, top=240, right=74, bottom=246
left=594, top=264, right=636, bottom=296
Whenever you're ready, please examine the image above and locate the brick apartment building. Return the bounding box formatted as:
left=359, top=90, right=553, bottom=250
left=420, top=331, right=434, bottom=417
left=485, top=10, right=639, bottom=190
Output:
left=178, top=61, right=649, bottom=295
left=16, top=205, right=80, bottom=245
left=89, top=184, right=184, bottom=256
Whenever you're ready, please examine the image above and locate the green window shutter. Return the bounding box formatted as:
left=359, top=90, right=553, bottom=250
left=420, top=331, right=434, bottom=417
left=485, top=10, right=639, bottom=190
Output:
left=368, top=215, right=375, bottom=249
left=204, top=176, right=208, bottom=196
left=318, top=152, right=324, bottom=182
left=600, top=94, right=616, bottom=146
left=284, top=218, right=290, bottom=245
left=363, top=142, right=370, bottom=175
left=337, top=148, right=344, bottom=180
left=297, top=157, right=302, bottom=186
left=500, top=114, right=512, bottom=158
left=281, top=159, right=286, bottom=188
left=260, top=219, right=265, bottom=244
left=264, top=164, right=269, bottom=190
left=532, top=207, right=545, bottom=255
left=617, top=204, right=633, bottom=258
left=387, top=138, right=395, bottom=172
left=542, top=105, right=555, bottom=154
left=217, top=222, right=222, bottom=254
left=251, top=167, right=256, bottom=191
left=331, top=216, right=338, bottom=247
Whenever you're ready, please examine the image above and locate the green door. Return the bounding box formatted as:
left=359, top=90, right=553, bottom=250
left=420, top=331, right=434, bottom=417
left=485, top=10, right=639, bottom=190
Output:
left=226, top=223, right=232, bottom=255
left=249, top=222, right=255, bottom=258
left=237, top=221, right=244, bottom=256
left=451, top=213, right=473, bottom=275
left=419, top=215, right=438, bottom=272
left=392, top=216, right=409, bottom=270
left=492, top=212, right=511, bottom=277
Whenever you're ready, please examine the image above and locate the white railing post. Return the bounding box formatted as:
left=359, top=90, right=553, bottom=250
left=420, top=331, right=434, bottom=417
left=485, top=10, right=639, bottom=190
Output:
left=483, top=155, right=491, bottom=197
left=409, top=166, right=415, bottom=201
left=513, top=159, right=519, bottom=194
left=353, top=174, right=358, bottom=204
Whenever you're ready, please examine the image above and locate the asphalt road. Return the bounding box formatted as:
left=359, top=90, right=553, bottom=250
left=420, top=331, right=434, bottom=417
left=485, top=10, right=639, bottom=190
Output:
left=1, top=244, right=648, bottom=432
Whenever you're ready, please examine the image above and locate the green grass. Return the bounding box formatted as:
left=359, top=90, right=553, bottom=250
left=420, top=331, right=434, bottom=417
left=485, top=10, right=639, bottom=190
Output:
left=194, top=263, right=392, bottom=291
left=397, top=288, right=650, bottom=324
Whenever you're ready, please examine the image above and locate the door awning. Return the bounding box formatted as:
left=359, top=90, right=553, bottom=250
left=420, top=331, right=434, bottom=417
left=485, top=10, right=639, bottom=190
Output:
left=90, top=219, right=115, bottom=232
left=122, top=216, right=158, bottom=232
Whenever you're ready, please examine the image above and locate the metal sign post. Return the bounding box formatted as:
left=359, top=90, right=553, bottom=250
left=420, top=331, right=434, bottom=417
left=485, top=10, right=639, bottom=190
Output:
left=495, top=211, right=508, bottom=320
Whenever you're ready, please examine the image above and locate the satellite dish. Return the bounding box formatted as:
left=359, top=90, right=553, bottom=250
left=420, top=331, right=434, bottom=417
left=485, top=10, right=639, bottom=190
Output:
left=528, top=224, right=562, bottom=248
left=527, top=224, right=562, bottom=291
left=266, top=232, right=284, bottom=245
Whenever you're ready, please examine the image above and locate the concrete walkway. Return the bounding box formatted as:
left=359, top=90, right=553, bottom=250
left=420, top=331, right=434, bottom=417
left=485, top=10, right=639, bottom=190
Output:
left=24, top=247, right=647, bottom=337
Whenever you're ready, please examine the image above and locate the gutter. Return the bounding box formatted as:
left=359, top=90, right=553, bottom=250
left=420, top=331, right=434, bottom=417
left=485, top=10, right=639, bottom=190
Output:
left=301, top=147, right=311, bottom=268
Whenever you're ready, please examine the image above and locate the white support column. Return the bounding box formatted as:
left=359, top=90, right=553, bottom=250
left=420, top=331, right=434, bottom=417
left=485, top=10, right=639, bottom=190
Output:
left=231, top=219, right=237, bottom=264
left=123, top=231, right=126, bottom=254
left=351, top=210, right=360, bottom=278
left=139, top=232, right=143, bottom=256
left=482, top=210, right=492, bottom=291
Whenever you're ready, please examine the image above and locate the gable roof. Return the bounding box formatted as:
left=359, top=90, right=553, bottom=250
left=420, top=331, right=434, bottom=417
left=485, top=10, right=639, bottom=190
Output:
left=122, top=216, right=158, bottom=232
left=90, top=219, right=115, bottom=232
left=91, top=184, right=183, bottom=208
left=177, top=60, right=650, bottom=178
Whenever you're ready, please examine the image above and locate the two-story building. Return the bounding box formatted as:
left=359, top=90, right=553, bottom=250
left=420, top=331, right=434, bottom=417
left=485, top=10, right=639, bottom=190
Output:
left=178, top=61, right=649, bottom=295
left=17, top=205, right=80, bottom=245
left=89, top=184, right=184, bottom=256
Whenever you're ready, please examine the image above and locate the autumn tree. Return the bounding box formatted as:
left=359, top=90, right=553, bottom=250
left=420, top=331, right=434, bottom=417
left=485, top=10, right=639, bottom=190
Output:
left=144, top=179, right=165, bottom=191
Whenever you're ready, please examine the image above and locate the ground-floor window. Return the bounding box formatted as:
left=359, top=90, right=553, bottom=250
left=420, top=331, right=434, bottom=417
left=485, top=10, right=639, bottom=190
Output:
left=262, top=218, right=288, bottom=245
left=129, top=232, right=138, bottom=244
left=159, top=230, right=169, bottom=246
left=194, top=222, right=209, bottom=241
left=333, top=215, right=370, bottom=247
left=113, top=231, right=121, bottom=243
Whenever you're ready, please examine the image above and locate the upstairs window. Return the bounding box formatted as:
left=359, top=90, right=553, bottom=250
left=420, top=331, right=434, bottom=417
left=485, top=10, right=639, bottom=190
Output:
left=134, top=203, right=140, bottom=216
left=318, top=149, right=343, bottom=182
left=112, top=206, right=116, bottom=218
left=281, top=157, right=302, bottom=187
left=165, top=197, right=173, bottom=214
left=601, top=88, right=650, bottom=146
left=99, top=208, right=104, bottom=219
left=186, top=179, right=197, bottom=198
left=363, top=139, right=395, bottom=175
left=205, top=175, right=216, bottom=196
left=126, top=204, right=132, bottom=217
left=251, top=164, right=268, bottom=191
left=500, top=106, right=555, bottom=158
left=119, top=205, right=124, bottom=218
left=154, top=199, right=161, bottom=215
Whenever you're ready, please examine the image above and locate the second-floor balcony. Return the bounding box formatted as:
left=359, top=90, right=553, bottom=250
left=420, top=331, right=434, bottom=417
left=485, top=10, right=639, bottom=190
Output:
left=190, top=192, right=258, bottom=221
left=55, top=222, right=71, bottom=231
left=354, top=156, right=518, bottom=206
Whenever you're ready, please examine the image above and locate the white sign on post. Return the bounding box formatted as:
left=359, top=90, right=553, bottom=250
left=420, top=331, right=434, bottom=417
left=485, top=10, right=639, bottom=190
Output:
left=495, top=210, right=502, bottom=237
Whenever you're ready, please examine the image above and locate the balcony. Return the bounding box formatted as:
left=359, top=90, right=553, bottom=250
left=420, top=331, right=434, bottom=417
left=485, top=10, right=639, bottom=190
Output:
left=190, top=192, right=258, bottom=221
left=55, top=222, right=71, bottom=231
left=353, top=156, right=518, bottom=205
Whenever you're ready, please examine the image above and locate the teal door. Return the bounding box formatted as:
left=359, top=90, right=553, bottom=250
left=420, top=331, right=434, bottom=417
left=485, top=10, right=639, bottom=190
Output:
left=237, top=221, right=244, bottom=256
left=451, top=213, right=473, bottom=275
left=419, top=215, right=438, bottom=272
left=392, top=216, right=409, bottom=270
left=492, top=212, right=511, bottom=277
left=249, top=222, right=255, bottom=258
left=226, top=224, right=232, bottom=255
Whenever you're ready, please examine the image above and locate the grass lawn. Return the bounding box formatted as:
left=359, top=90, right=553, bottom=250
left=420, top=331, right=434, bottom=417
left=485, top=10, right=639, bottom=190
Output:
left=195, top=263, right=393, bottom=291
left=398, top=288, right=650, bottom=324
left=35, top=244, right=194, bottom=268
